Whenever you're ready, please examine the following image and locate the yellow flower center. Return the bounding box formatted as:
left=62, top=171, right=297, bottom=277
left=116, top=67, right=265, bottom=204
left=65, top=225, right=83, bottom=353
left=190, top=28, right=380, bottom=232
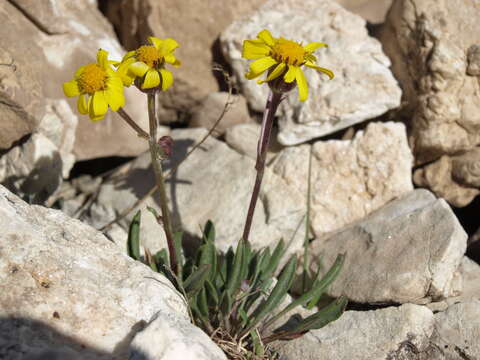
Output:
left=271, top=39, right=306, bottom=66
left=78, top=64, right=107, bottom=94
left=136, top=45, right=161, bottom=68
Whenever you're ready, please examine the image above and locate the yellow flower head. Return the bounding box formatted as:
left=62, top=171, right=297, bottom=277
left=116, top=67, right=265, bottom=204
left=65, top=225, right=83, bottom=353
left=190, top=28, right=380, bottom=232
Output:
left=242, top=29, right=334, bottom=102
left=118, top=36, right=181, bottom=91
left=63, top=49, right=125, bottom=122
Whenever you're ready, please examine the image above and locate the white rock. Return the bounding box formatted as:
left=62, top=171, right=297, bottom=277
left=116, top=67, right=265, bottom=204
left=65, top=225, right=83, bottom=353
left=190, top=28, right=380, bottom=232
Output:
left=129, top=310, right=227, bottom=360
left=275, top=304, right=435, bottom=360
left=91, top=128, right=306, bottom=255
left=0, top=185, right=223, bottom=359
left=310, top=189, right=467, bottom=304
left=221, top=0, right=401, bottom=145
left=272, top=122, right=413, bottom=236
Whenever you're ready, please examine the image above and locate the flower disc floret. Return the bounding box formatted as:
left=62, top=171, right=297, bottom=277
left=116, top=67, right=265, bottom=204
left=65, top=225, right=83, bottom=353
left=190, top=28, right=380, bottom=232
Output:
left=118, top=36, right=181, bottom=91
left=62, top=49, right=125, bottom=122
left=242, top=29, right=334, bottom=101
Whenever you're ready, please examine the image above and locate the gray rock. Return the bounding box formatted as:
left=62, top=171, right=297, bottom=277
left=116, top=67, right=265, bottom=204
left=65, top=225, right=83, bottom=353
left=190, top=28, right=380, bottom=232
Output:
left=431, top=301, right=480, bottom=359
left=91, top=128, right=306, bottom=255
left=272, top=122, right=413, bottom=236
left=221, top=0, right=401, bottom=145
left=379, top=0, right=480, bottom=165
left=129, top=310, right=227, bottom=360
left=274, top=304, right=435, bottom=360
left=0, top=185, right=223, bottom=359
left=310, top=189, right=467, bottom=304
left=333, top=0, right=393, bottom=23
left=189, top=92, right=252, bottom=137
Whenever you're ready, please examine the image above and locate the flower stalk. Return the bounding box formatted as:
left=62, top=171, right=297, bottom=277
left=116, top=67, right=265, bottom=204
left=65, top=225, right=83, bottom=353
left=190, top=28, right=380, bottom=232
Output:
left=147, top=91, right=178, bottom=274
left=242, top=91, right=283, bottom=243
left=117, top=108, right=150, bottom=140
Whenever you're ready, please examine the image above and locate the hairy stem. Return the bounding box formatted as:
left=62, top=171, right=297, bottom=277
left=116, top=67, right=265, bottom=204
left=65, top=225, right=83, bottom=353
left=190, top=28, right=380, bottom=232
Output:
left=117, top=108, right=150, bottom=140
left=147, top=92, right=178, bottom=275
left=242, top=91, right=283, bottom=244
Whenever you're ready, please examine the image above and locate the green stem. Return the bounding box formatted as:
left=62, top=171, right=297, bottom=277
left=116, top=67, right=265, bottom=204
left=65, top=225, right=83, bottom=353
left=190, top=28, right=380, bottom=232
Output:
left=117, top=108, right=150, bottom=140
left=147, top=92, right=178, bottom=275
left=242, top=91, right=283, bottom=244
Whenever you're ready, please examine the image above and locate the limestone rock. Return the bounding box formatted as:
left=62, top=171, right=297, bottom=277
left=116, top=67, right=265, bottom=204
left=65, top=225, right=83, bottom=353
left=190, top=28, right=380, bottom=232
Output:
left=431, top=301, right=480, bottom=359
left=129, top=310, right=227, bottom=360
left=101, top=0, right=267, bottom=124
left=189, top=92, right=251, bottom=137
left=333, top=0, right=393, bottom=24
left=272, top=122, right=413, bottom=236
left=225, top=122, right=283, bottom=162
left=414, top=154, right=480, bottom=208
left=0, top=185, right=226, bottom=359
left=275, top=304, right=435, bottom=360
left=379, top=0, right=480, bottom=164
left=310, top=189, right=467, bottom=304
left=90, top=128, right=306, bottom=255
left=221, top=0, right=401, bottom=145
left=0, top=0, right=157, bottom=162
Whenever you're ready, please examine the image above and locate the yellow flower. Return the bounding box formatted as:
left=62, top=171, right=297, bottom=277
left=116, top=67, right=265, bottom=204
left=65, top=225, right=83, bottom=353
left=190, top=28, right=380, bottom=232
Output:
left=63, top=49, right=125, bottom=122
left=118, top=36, right=181, bottom=90
left=242, top=29, right=334, bottom=102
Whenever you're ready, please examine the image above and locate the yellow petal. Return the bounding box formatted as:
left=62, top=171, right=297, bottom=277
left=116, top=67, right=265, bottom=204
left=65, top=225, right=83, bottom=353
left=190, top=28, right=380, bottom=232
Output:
left=303, top=42, right=328, bottom=53
left=77, top=94, right=88, bottom=114
left=97, top=49, right=109, bottom=69
left=142, top=69, right=161, bottom=89
left=89, top=91, right=108, bottom=120
left=164, top=54, right=181, bottom=67
left=74, top=65, right=86, bottom=78
left=159, top=38, right=179, bottom=55
left=296, top=68, right=309, bottom=102
left=242, top=40, right=271, bottom=60
left=129, top=61, right=150, bottom=77
left=148, top=36, right=163, bottom=50
left=257, top=62, right=286, bottom=84
left=63, top=80, right=80, bottom=97
left=160, top=68, right=174, bottom=90
left=305, top=61, right=334, bottom=79
left=245, top=56, right=277, bottom=79
left=122, top=50, right=136, bottom=61
left=283, top=65, right=297, bottom=83
left=105, top=87, right=125, bottom=111
left=257, top=29, right=275, bottom=46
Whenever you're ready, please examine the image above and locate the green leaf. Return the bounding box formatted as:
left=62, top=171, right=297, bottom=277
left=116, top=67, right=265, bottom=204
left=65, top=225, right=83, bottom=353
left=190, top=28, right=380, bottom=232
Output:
left=205, top=279, right=219, bottom=307
left=198, top=239, right=217, bottom=281
left=261, top=239, right=285, bottom=280
left=127, top=210, right=141, bottom=261
left=264, top=253, right=345, bottom=328
left=202, top=220, right=216, bottom=244
left=226, top=239, right=245, bottom=294
left=154, top=248, right=170, bottom=268
left=290, top=296, right=348, bottom=333
left=242, top=256, right=297, bottom=336
left=197, top=287, right=209, bottom=318
left=183, top=264, right=211, bottom=296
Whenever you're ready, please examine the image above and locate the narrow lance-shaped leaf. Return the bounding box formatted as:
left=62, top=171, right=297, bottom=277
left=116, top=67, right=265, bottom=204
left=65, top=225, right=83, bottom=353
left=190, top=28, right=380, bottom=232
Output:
left=127, top=210, right=141, bottom=260
left=241, top=256, right=297, bottom=336
left=183, top=264, right=211, bottom=296
left=263, top=253, right=345, bottom=328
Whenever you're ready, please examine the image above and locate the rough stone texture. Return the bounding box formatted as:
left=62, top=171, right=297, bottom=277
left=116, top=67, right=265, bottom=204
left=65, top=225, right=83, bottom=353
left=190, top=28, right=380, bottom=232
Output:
left=129, top=310, right=227, bottom=360
left=333, top=0, right=393, bottom=23
left=274, top=304, right=435, bottom=360
left=414, top=154, right=480, bottom=208
left=431, top=301, right=480, bottom=359
left=0, top=0, right=157, bottom=162
left=101, top=0, right=267, bottom=124
left=221, top=0, right=402, bottom=146
left=427, top=257, right=480, bottom=312
left=189, top=92, right=252, bottom=137
left=310, top=189, right=467, bottom=304
left=225, top=122, right=283, bottom=162
left=0, top=133, right=62, bottom=203
left=272, top=122, right=413, bottom=236
left=379, top=0, right=480, bottom=165
left=0, top=185, right=224, bottom=359
left=89, top=128, right=306, bottom=255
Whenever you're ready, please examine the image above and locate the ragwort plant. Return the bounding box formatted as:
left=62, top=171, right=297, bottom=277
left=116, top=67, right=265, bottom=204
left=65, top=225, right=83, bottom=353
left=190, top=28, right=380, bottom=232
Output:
left=63, top=30, right=346, bottom=359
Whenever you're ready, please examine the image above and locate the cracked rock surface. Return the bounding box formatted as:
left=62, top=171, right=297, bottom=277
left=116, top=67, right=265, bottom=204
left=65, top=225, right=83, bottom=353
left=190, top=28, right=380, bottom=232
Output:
left=309, top=189, right=467, bottom=304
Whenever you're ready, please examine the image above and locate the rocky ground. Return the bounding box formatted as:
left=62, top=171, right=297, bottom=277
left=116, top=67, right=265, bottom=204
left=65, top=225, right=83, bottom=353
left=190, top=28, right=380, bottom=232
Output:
left=0, top=0, right=479, bottom=359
